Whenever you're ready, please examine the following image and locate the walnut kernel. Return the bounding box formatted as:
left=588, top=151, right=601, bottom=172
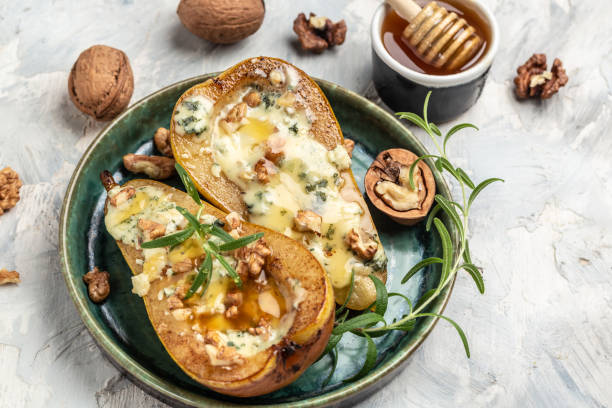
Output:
left=345, top=228, right=378, bottom=260
left=154, top=128, right=173, bottom=157
left=514, top=53, right=568, bottom=99
left=293, top=13, right=347, bottom=53
left=123, top=154, right=176, bottom=180
left=83, top=267, right=110, bottom=303
left=243, top=91, right=261, bottom=108
left=0, top=269, right=20, bottom=285
left=109, top=186, right=135, bottom=207
left=343, top=138, right=355, bottom=158
left=0, top=167, right=22, bottom=216
left=293, top=210, right=322, bottom=235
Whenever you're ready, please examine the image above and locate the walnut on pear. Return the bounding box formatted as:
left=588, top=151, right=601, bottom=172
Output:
left=177, top=0, right=265, bottom=44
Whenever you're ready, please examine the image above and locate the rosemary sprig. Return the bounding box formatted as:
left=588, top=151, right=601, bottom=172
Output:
left=140, top=163, right=265, bottom=298
left=321, top=92, right=503, bottom=385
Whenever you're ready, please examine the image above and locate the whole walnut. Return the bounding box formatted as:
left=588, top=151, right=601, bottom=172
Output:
left=177, top=0, right=265, bottom=44
left=68, top=45, right=134, bottom=121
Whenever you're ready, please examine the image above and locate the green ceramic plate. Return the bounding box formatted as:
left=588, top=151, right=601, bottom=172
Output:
left=59, top=74, right=458, bottom=407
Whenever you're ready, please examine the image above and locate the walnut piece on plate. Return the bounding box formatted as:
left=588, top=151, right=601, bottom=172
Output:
left=154, top=127, right=173, bottom=157
left=123, top=154, right=176, bottom=180
left=83, top=267, right=110, bottom=303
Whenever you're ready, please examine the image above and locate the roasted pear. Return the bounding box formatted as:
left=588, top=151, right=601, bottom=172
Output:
left=170, top=57, right=387, bottom=310
left=100, top=172, right=334, bottom=397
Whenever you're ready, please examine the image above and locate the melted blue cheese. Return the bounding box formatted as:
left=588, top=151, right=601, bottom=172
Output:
left=105, top=186, right=189, bottom=296
left=198, top=84, right=386, bottom=291
left=221, top=316, right=291, bottom=357
left=105, top=186, right=185, bottom=247
left=174, top=95, right=214, bottom=136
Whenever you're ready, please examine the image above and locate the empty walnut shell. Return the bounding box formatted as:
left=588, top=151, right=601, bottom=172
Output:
left=365, top=148, right=436, bottom=226
left=68, top=45, right=134, bottom=121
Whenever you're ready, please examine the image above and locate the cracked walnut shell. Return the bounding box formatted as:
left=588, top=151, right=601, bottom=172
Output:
left=68, top=45, right=134, bottom=121
left=365, top=149, right=435, bottom=226
left=0, top=167, right=22, bottom=216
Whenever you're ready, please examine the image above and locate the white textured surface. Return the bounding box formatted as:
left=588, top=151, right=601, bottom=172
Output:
left=1, top=0, right=611, bottom=406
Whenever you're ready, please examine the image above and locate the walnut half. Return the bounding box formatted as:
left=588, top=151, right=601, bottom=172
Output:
left=345, top=228, right=378, bottom=260
left=293, top=210, right=322, bottom=235
left=0, top=167, right=22, bottom=216
left=123, top=154, right=176, bottom=180
left=153, top=127, right=173, bottom=157
left=0, top=268, right=20, bottom=285
left=514, top=53, right=568, bottom=100
left=293, top=13, right=347, bottom=53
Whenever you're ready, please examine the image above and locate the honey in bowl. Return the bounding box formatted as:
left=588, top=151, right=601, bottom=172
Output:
left=381, top=0, right=491, bottom=75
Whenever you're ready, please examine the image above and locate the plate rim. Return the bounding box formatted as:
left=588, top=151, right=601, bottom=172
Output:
left=59, top=73, right=458, bottom=407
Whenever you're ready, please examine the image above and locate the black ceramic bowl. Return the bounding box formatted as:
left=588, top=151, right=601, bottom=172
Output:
left=371, top=2, right=499, bottom=123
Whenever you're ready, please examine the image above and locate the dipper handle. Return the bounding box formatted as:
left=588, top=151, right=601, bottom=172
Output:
left=386, top=0, right=483, bottom=71
left=386, top=0, right=422, bottom=21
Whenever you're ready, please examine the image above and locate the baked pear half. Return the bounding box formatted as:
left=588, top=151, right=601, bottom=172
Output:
left=170, top=56, right=387, bottom=310
left=100, top=172, right=334, bottom=397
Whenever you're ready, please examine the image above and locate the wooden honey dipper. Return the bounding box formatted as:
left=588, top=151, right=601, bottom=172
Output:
left=386, top=0, right=483, bottom=71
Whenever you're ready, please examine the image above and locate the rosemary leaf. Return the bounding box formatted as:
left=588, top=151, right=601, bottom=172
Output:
left=351, top=328, right=392, bottom=338
left=402, top=257, right=443, bottom=284
left=422, top=91, right=431, bottom=128
left=463, top=240, right=472, bottom=264
left=468, top=178, right=504, bottom=209
left=456, top=167, right=476, bottom=189
left=140, top=227, right=194, bottom=249
left=433, top=218, right=453, bottom=287
left=322, top=348, right=338, bottom=387
left=209, top=224, right=234, bottom=242
left=369, top=274, right=388, bottom=316
left=342, top=332, right=377, bottom=383
left=414, top=288, right=437, bottom=310
left=175, top=206, right=207, bottom=239
left=435, top=158, right=443, bottom=172
left=212, top=251, right=243, bottom=288
left=218, top=232, right=264, bottom=251
left=335, top=269, right=355, bottom=317
left=322, top=334, right=343, bottom=357
left=396, top=112, right=428, bottom=129
left=207, top=240, right=220, bottom=253
left=408, top=154, right=439, bottom=189
left=175, top=163, right=202, bottom=206
left=460, top=263, right=485, bottom=294
left=388, top=292, right=413, bottom=314
left=415, top=313, right=470, bottom=357
left=332, top=313, right=385, bottom=335
left=184, top=250, right=212, bottom=300
left=444, top=123, right=478, bottom=154
left=429, top=122, right=442, bottom=136
left=436, top=157, right=462, bottom=183
left=434, top=195, right=464, bottom=236
left=393, top=319, right=416, bottom=331
left=426, top=204, right=442, bottom=232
